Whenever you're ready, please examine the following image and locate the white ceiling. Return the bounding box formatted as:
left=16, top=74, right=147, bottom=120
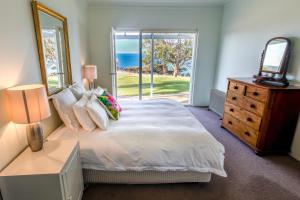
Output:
left=88, top=0, right=229, bottom=6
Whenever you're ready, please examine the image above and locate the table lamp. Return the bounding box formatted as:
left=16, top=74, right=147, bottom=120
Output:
left=7, top=84, right=51, bottom=152
left=83, top=65, right=97, bottom=90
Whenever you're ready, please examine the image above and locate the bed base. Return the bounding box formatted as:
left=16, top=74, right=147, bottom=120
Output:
left=83, top=169, right=211, bottom=184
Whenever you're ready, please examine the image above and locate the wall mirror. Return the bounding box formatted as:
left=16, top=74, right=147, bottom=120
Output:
left=32, top=1, right=72, bottom=95
left=254, top=37, right=291, bottom=87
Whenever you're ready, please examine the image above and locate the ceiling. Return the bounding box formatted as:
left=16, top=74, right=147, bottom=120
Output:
left=87, top=0, right=230, bottom=7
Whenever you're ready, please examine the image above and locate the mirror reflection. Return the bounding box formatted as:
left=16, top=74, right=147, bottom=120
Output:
left=262, top=39, right=288, bottom=73
left=39, top=11, right=68, bottom=93
left=32, top=1, right=72, bottom=95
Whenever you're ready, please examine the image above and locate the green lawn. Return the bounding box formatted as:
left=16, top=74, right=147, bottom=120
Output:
left=117, top=71, right=190, bottom=97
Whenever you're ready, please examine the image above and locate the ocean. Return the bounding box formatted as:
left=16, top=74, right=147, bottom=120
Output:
left=116, top=53, right=139, bottom=69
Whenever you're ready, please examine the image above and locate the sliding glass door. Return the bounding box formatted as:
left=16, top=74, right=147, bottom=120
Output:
left=113, top=31, right=140, bottom=100
left=112, top=30, right=197, bottom=104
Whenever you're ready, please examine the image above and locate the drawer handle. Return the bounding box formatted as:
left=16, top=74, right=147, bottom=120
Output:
left=230, top=108, right=234, bottom=112
left=244, top=131, right=250, bottom=136
left=228, top=121, right=233, bottom=125
left=234, top=86, right=239, bottom=90
left=247, top=117, right=253, bottom=122
left=250, top=104, right=256, bottom=109
left=253, top=91, right=259, bottom=96
left=232, top=96, right=237, bottom=100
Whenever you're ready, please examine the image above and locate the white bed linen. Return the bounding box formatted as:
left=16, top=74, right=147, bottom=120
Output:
left=48, top=99, right=227, bottom=177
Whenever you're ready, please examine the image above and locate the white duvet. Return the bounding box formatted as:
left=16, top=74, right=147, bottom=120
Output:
left=48, top=99, right=227, bottom=177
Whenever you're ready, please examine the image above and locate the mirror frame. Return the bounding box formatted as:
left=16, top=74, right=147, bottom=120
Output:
left=31, top=1, right=72, bottom=96
left=259, top=37, right=291, bottom=75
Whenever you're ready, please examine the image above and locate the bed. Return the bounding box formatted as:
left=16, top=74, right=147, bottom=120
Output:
left=48, top=99, right=226, bottom=184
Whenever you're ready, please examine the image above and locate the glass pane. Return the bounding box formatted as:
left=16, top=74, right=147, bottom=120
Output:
left=142, top=32, right=195, bottom=103
left=115, top=32, right=140, bottom=100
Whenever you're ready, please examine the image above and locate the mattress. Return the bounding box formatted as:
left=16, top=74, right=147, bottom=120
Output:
left=48, top=99, right=226, bottom=178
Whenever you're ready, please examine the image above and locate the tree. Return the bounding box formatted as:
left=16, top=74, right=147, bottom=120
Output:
left=142, top=37, right=193, bottom=77
left=43, top=37, right=57, bottom=65
left=142, top=39, right=152, bottom=70
left=155, top=38, right=193, bottom=77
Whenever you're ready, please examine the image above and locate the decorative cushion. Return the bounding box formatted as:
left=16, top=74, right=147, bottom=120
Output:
left=86, top=95, right=109, bottom=130
left=97, top=90, right=121, bottom=120
left=69, top=82, right=86, bottom=100
left=73, top=95, right=96, bottom=131
left=52, top=88, right=81, bottom=130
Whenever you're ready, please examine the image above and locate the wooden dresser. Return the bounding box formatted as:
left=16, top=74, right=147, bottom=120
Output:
left=222, top=78, right=300, bottom=154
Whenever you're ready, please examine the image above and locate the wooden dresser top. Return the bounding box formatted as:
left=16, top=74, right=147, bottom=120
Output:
left=228, top=77, right=300, bottom=90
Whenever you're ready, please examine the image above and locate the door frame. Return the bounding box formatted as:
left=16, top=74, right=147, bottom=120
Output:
left=111, top=28, right=198, bottom=104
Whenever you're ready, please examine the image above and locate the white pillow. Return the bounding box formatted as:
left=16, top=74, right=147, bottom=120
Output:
left=69, top=82, right=86, bottom=100
left=93, top=87, right=105, bottom=96
left=86, top=95, right=109, bottom=130
left=73, top=95, right=96, bottom=131
left=52, top=88, right=81, bottom=130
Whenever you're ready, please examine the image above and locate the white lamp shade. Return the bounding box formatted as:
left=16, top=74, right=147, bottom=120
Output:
left=7, top=84, right=51, bottom=124
left=83, top=65, right=97, bottom=80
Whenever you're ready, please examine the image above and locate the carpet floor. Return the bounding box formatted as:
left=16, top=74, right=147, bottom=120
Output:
left=82, top=107, right=300, bottom=200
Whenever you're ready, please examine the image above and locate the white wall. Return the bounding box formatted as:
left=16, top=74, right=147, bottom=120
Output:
left=0, top=0, right=88, bottom=171
left=87, top=5, right=223, bottom=105
left=214, top=0, right=300, bottom=161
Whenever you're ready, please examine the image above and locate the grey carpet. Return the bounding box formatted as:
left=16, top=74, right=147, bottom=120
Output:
left=82, top=107, right=300, bottom=200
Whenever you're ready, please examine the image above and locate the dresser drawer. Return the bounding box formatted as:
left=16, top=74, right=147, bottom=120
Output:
left=223, top=113, right=258, bottom=147
left=223, top=113, right=242, bottom=137
left=226, top=91, right=264, bottom=116
left=246, top=85, right=268, bottom=102
left=243, top=96, right=265, bottom=116
left=224, top=102, right=242, bottom=116
left=241, top=109, right=262, bottom=131
left=224, top=102, right=262, bottom=130
left=228, top=81, right=245, bottom=95
left=241, top=126, right=258, bottom=147
left=226, top=91, right=242, bottom=106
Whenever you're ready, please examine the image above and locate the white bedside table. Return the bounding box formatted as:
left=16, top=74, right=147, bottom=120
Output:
left=0, top=140, right=83, bottom=200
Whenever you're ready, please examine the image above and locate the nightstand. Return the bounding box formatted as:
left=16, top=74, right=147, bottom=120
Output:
left=0, top=140, right=83, bottom=200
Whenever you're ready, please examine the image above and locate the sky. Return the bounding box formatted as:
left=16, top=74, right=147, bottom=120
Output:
left=116, top=39, right=139, bottom=54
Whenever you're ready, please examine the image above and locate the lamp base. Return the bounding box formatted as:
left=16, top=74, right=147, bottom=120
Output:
left=88, top=80, right=95, bottom=90
left=26, top=122, right=44, bottom=152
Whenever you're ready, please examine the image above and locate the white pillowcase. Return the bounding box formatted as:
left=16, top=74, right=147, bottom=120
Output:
left=52, top=88, right=81, bottom=130
left=86, top=95, right=109, bottom=130
left=93, top=87, right=105, bottom=96
left=69, top=82, right=86, bottom=100
left=73, top=95, right=96, bottom=131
